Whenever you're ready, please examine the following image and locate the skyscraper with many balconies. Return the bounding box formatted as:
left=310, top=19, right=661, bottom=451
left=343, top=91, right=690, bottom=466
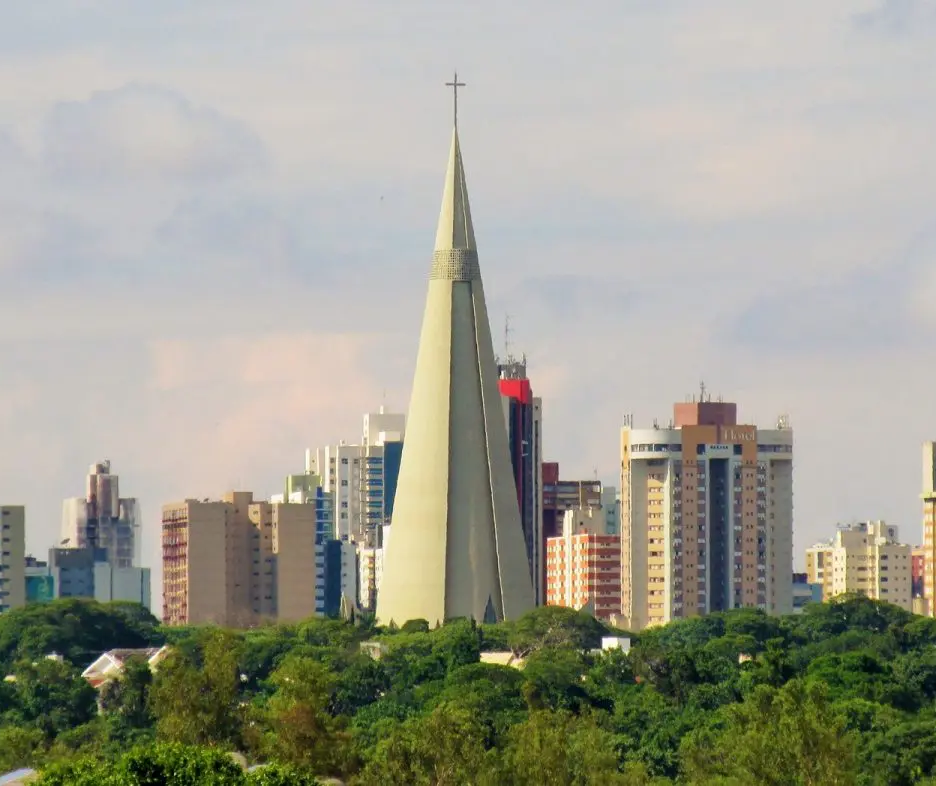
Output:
left=620, top=392, right=793, bottom=630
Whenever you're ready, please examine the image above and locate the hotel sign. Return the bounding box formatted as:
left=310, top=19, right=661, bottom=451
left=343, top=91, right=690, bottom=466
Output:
left=722, top=427, right=755, bottom=443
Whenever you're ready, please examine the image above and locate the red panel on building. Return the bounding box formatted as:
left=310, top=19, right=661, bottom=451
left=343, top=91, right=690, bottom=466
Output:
left=542, top=462, right=559, bottom=485
left=499, top=378, right=532, bottom=405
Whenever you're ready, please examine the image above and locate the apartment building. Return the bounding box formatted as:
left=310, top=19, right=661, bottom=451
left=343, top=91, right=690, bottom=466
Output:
left=162, top=491, right=324, bottom=626
left=307, top=408, right=405, bottom=544
left=922, top=442, right=936, bottom=614
left=806, top=521, right=912, bottom=610
left=621, top=394, right=794, bottom=630
left=0, top=506, right=25, bottom=612
left=545, top=506, right=621, bottom=621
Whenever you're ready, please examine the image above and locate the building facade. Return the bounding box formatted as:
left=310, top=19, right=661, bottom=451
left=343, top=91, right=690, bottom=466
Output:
left=922, top=442, right=936, bottom=614
left=791, top=572, right=823, bottom=613
left=307, top=408, right=405, bottom=544
left=620, top=396, right=794, bottom=630
left=602, top=487, right=621, bottom=536
left=545, top=507, right=621, bottom=621
left=498, top=359, right=544, bottom=605
left=62, top=461, right=141, bottom=569
left=36, top=546, right=151, bottom=606
left=806, top=521, right=912, bottom=610
left=0, top=506, right=25, bottom=613
left=162, top=491, right=347, bottom=626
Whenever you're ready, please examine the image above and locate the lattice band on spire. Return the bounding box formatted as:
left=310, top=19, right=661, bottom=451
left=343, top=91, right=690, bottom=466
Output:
left=430, top=249, right=480, bottom=281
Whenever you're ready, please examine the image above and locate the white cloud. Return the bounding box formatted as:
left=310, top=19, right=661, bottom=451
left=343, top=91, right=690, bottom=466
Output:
left=42, top=83, right=267, bottom=182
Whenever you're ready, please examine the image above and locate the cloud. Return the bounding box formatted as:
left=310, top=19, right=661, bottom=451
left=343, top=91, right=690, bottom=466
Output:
left=137, top=331, right=394, bottom=503
left=856, top=0, right=936, bottom=35
left=724, top=223, right=936, bottom=354
left=42, top=83, right=267, bottom=182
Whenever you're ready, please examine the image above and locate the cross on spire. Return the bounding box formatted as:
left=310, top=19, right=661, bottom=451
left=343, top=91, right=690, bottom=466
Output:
left=445, top=71, right=466, bottom=128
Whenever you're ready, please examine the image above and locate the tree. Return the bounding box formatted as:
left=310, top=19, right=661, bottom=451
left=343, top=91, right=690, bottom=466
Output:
left=149, top=630, right=243, bottom=747
left=328, top=654, right=390, bottom=717
left=681, top=679, right=857, bottom=785
left=0, top=725, right=45, bottom=773
left=357, top=702, right=498, bottom=786
left=260, top=655, right=351, bottom=776
left=245, top=764, right=321, bottom=785
left=0, top=599, right=162, bottom=671
left=99, top=655, right=154, bottom=733
left=507, top=607, right=607, bottom=657
left=521, top=648, right=591, bottom=712
left=12, top=657, right=98, bottom=739
left=502, top=710, right=629, bottom=785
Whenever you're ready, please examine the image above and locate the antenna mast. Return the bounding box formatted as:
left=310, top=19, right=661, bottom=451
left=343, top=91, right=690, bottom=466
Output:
left=504, top=314, right=513, bottom=363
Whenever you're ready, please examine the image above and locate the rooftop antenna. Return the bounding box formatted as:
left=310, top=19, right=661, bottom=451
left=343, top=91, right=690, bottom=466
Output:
left=700, top=380, right=707, bottom=403
left=504, top=314, right=514, bottom=363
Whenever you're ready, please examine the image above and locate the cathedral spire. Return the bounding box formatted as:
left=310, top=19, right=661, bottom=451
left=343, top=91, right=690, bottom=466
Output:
left=376, top=80, right=534, bottom=627
left=433, top=129, right=477, bottom=254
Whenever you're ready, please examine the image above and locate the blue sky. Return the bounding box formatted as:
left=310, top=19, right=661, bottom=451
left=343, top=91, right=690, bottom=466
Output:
left=1, top=0, right=935, bottom=599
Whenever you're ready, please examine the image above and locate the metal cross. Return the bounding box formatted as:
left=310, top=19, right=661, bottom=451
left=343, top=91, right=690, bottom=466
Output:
left=445, top=71, right=466, bottom=128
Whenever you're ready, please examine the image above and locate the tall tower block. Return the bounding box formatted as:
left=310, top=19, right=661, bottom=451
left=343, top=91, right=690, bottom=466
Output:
left=377, top=111, right=534, bottom=627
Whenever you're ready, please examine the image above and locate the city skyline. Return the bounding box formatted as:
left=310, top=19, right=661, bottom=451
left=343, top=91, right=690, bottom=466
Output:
left=2, top=1, right=936, bottom=601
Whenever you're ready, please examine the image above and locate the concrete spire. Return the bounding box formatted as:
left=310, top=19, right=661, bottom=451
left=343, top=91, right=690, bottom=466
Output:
left=376, top=119, right=534, bottom=628
left=434, top=129, right=476, bottom=253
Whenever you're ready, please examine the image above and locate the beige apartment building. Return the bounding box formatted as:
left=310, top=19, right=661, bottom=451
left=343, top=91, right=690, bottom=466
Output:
left=162, top=491, right=318, bottom=627
left=621, top=395, right=793, bottom=630
left=0, top=506, right=25, bottom=612
left=923, top=443, right=936, bottom=614
left=806, top=521, right=912, bottom=611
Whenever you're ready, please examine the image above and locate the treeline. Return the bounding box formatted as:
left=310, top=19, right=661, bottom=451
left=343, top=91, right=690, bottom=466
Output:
left=2, top=597, right=936, bottom=783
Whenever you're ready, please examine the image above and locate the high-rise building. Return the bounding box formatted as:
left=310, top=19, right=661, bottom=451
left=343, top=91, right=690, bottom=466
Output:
left=805, top=522, right=912, bottom=610
left=498, top=358, right=544, bottom=604
left=161, top=491, right=351, bottom=626
left=376, top=111, right=534, bottom=627
left=162, top=492, right=255, bottom=627
left=541, top=462, right=603, bottom=593
left=542, top=463, right=602, bottom=541
left=922, top=442, right=936, bottom=614
left=307, top=408, right=405, bottom=544
left=0, top=506, right=25, bottom=613
left=620, top=394, right=794, bottom=630
left=358, top=524, right=390, bottom=612
left=545, top=506, right=621, bottom=621
left=62, top=461, right=141, bottom=568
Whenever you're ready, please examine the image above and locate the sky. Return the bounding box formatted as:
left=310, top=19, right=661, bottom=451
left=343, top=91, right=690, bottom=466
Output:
left=1, top=0, right=935, bottom=605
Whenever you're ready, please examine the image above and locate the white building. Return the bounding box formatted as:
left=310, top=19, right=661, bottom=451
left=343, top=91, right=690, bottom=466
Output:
left=601, top=486, right=621, bottom=536
left=62, top=461, right=141, bottom=568
left=806, top=521, right=912, bottom=610
left=93, top=564, right=152, bottom=607
left=307, top=408, right=404, bottom=544
left=358, top=524, right=391, bottom=612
